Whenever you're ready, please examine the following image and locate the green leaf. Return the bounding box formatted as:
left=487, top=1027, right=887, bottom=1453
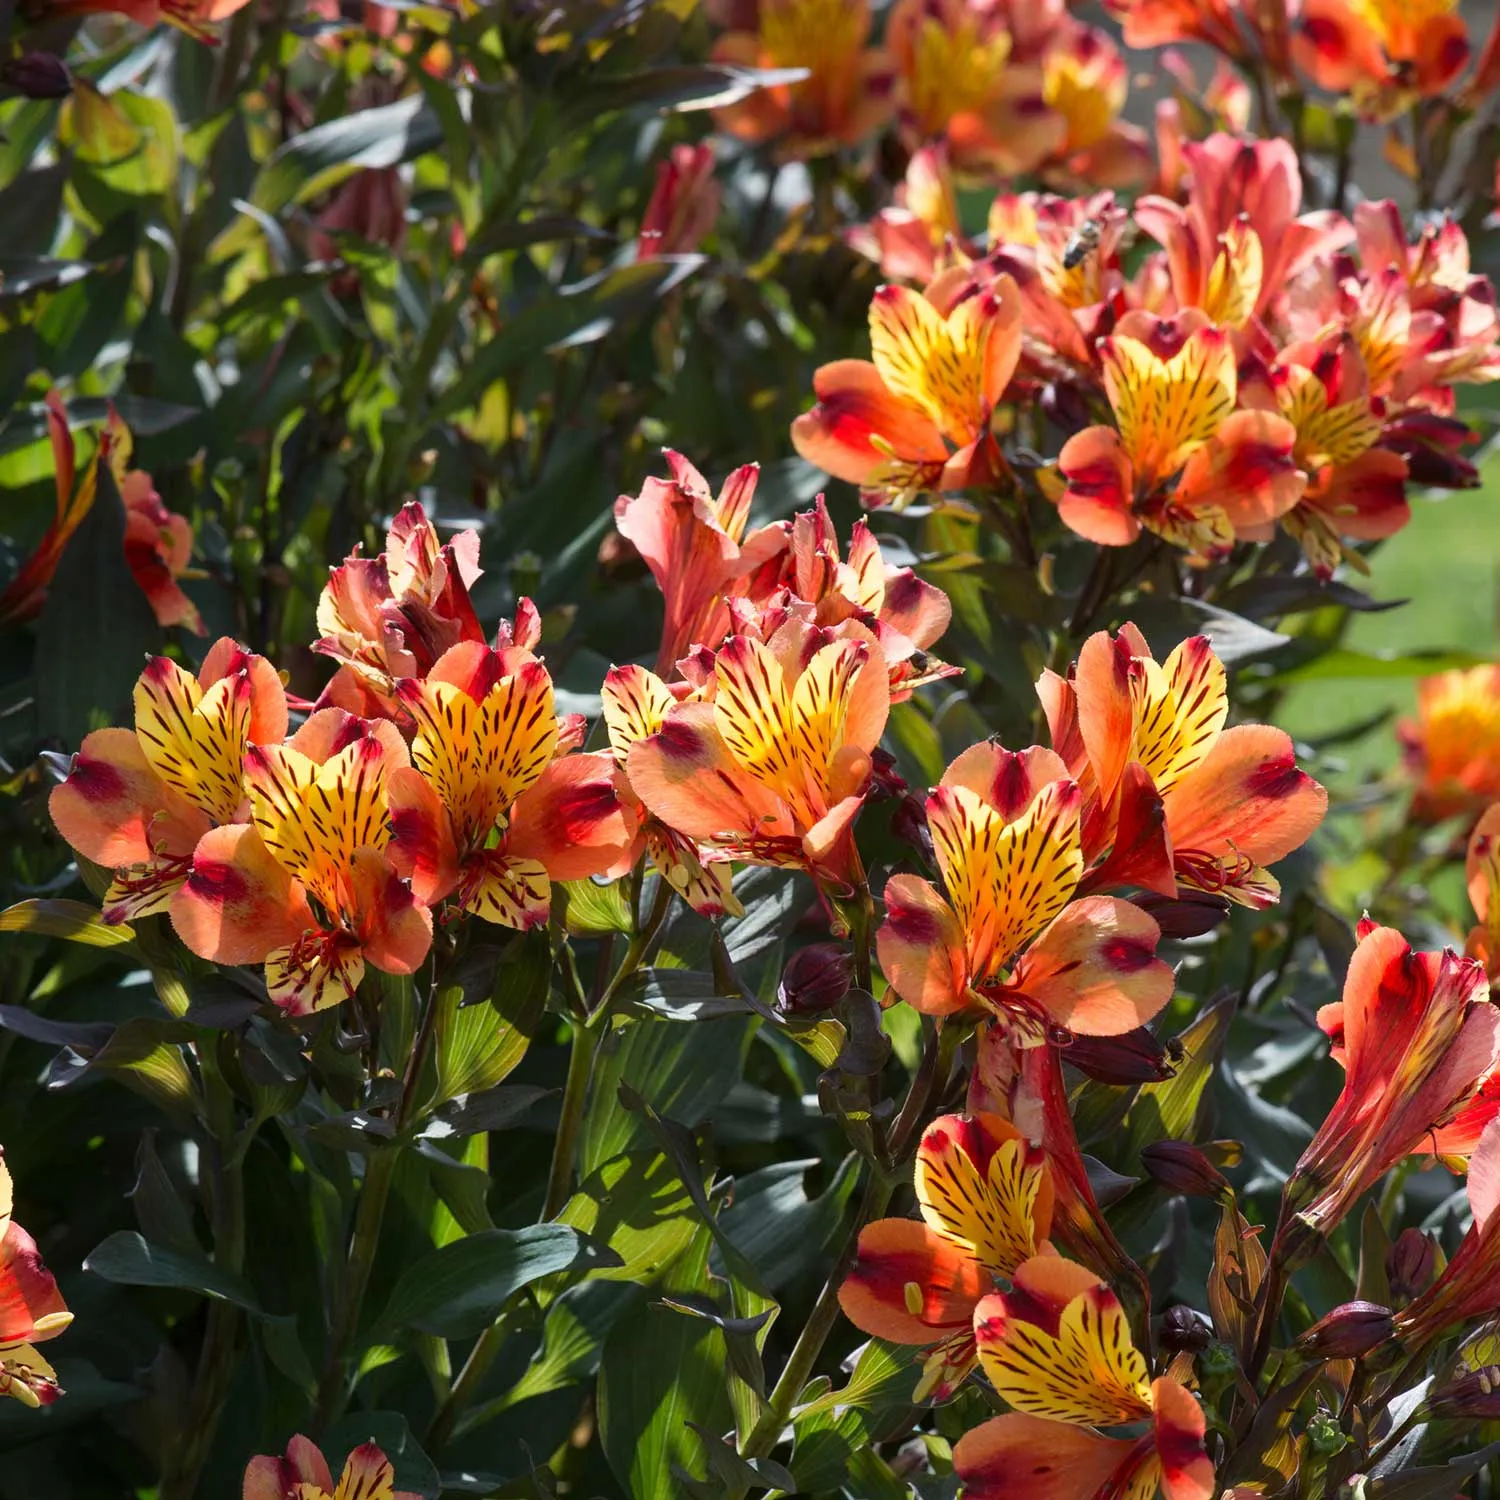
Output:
left=251, top=95, right=444, bottom=214
left=556, top=878, right=634, bottom=936
left=619, top=970, right=759, bottom=1022
left=789, top=1339, right=923, bottom=1493
left=558, top=1151, right=702, bottom=1287
left=0, top=899, right=140, bottom=952
left=1121, top=998, right=1235, bottom=1162
left=83, top=1230, right=262, bottom=1313
left=437, top=936, right=551, bottom=1102
left=47, top=1017, right=199, bottom=1124
left=376, top=1224, right=621, bottom=1339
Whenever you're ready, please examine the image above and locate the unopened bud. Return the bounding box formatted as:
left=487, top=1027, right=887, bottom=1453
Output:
left=890, top=794, right=933, bottom=864
left=1066, top=1026, right=1173, bottom=1084
left=1141, top=1140, right=1230, bottom=1200
left=1306, top=1413, right=1349, bottom=1457
left=1160, top=1304, right=1213, bottom=1354
left=1, top=52, right=72, bottom=99
left=1426, top=1365, right=1500, bottom=1420
left=777, top=943, right=853, bottom=1015
left=869, top=748, right=908, bottom=799
left=1295, top=1301, right=1394, bottom=1361
left=1130, top=890, right=1232, bottom=939
left=1039, top=380, right=1091, bottom=434
left=1388, top=1228, right=1438, bottom=1301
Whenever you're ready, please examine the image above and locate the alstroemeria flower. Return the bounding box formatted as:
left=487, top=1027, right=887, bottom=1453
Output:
left=173, top=709, right=432, bottom=1015
left=1056, top=317, right=1304, bottom=557
left=746, top=497, right=958, bottom=700
left=1239, top=336, right=1410, bottom=577
left=50, top=0, right=251, bottom=39
left=636, top=143, right=720, bottom=260
left=119, top=469, right=204, bottom=634
left=387, top=642, right=636, bottom=931
left=709, top=0, right=894, bottom=158
left=876, top=742, right=1174, bottom=1035
left=602, top=664, right=740, bottom=919
left=1294, top=0, right=1468, bottom=115
left=244, top=1434, right=420, bottom=1500
left=626, top=616, right=889, bottom=891
left=1041, top=26, right=1151, bottom=188
left=1037, top=627, right=1327, bottom=908
left=885, top=0, right=1062, bottom=176
left=1103, top=0, right=1247, bottom=57
left=847, top=145, right=969, bottom=284
left=792, top=269, right=1022, bottom=507
left=49, top=641, right=288, bottom=923
left=955, top=1256, right=1214, bottom=1500
left=0, top=1151, right=71, bottom=1409
left=1467, top=805, right=1500, bottom=983
left=313, top=501, right=484, bottom=714
left=1287, top=924, right=1500, bottom=1240
left=840, top=1112, right=1055, bottom=1401
left=1398, top=665, right=1500, bottom=822
left=613, top=452, right=782, bottom=677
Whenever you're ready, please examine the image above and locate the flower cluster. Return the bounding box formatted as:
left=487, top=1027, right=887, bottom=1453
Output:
left=0, top=1149, right=71, bottom=1408
left=808, top=134, right=1499, bottom=575
left=245, top=1434, right=418, bottom=1500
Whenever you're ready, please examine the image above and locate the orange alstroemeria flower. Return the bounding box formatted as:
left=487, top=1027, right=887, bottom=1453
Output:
left=173, top=709, right=432, bottom=1015
left=1041, top=26, right=1151, bottom=189
left=847, top=144, right=969, bottom=285
left=1288, top=924, right=1500, bottom=1240
left=602, top=664, right=740, bottom=919
left=613, top=452, right=782, bottom=677
left=1038, top=628, right=1327, bottom=908
left=1466, top=804, right=1500, bottom=983
left=956, top=1255, right=1214, bottom=1500
left=1399, top=665, right=1500, bottom=822
left=50, top=0, right=251, bottom=40
left=626, top=616, right=889, bottom=890
left=244, top=1434, right=420, bottom=1500
left=792, top=269, right=1022, bottom=507
left=0, top=1151, right=71, bottom=1409
left=742, top=496, right=958, bottom=701
left=314, top=501, right=485, bottom=715
left=1103, top=0, right=1247, bottom=57
left=876, top=742, right=1175, bottom=1035
left=49, top=641, right=288, bottom=924
left=1055, top=316, right=1304, bottom=558
left=710, top=0, right=893, bottom=157
left=840, top=1112, right=1054, bottom=1401
left=386, top=641, right=636, bottom=931
left=1295, top=0, right=1468, bottom=116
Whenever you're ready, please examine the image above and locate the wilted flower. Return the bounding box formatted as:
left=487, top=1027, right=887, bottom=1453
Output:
left=0, top=1151, right=71, bottom=1408
left=1399, top=666, right=1500, bottom=822
left=244, top=1435, right=420, bottom=1500
left=792, top=269, right=1022, bottom=506
left=49, top=643, right=288, bottom=923
left=637, top=143, right=720, bottom=259
left=956, top=1255, right=1214, bottom=1500
left=839, top=1112, right=1054, bottom=1401
left=173, top=710, right=432, bottom=1014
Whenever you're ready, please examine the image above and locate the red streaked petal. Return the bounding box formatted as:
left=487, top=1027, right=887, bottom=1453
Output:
left=953, top=1413, right=1139, bottom=1500
left=838, top=1217, right=992, bottom=1344
left=170, top=824, right=312, bottom=965
left=876, top=873, right=969, bottom=1015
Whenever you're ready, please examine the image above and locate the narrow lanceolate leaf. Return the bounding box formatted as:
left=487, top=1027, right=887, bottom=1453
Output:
left=84, top=1231, right=263, bottom=1313
left=0, top=898, right=140, bottom=950
left=376, top=1224, right=621, bottom=1339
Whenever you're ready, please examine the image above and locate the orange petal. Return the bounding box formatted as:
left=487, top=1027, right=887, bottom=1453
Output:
left=953, top=1413, right=1140, bottom=1500
left=201, top=638, right=289, bottom=746
left=1177, top=410, right=1304, bottom=533
left=171, top=824, right=312, bottom=965
left=791, top=358, right=950, bottom=485
left=940, top=742, right=1071, bottom=821
left=838, top=1217, right=991, bottom=1344
left=1073, top=629, right=1137, bottom=812
left=876, top=873, right=970, bottom=1015
left=1153, top=1376, right=1215, bottom=1500
left=1057, top=427, right=1139, bottom=547
left=1010, top=896, right=1174, bottom=1036
left=349, top=846, right=432, bottom=975
left=386, top=766, right=461, bottom=906
left=0, top=1220, right=70, bottom=1346
left=507, top=754, right=639, bottom=883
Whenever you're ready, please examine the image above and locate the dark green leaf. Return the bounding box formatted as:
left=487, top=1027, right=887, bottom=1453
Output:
left=83, top=1231, right=262, bottom=1313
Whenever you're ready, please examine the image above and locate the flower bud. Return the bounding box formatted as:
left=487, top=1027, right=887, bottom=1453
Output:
left=1039, top=380, right=1091, bottom=434
left=1295, top=1300, right=1394, bottom=1361
left=1160, top=1304, right=1213, bottom=1354
left=1387, top=1227, right=1438, bottom=1301
left=869, top=748, right=908, bottom=799
left=1306, top=1413, right=1348, bottom=1457
left=1065, top=1026, right=1173, bottom=1084
left=1140, top=1140, right=1230, bottom=1200
left=1, top=52, right=72, bottom=99
left=1425, top=1365, right=1500, bottom=1420
left=1130, top=890, right=1232, bottom=939
left=890, top=793, right=933, bottom=864
left=777, top=943, right=853, bottom=1015
left=1199, top=1340, right=1238, bottom=1379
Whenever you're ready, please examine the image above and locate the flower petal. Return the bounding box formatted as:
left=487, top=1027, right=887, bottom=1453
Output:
left=792, top=359, right=950, bottom=485
left=1153, top=1376, right=1215, bottom=1500
left=839, top=1216, right=991, bottom=1344
left=1057, top=426, right=1140, bottom=547
left=0, top=1220, right=70, bottom=1346
left=461, top=851, right=551, bottom=930
left=876, top=873, right=969, bottom=1015
left=507, top=754, right=639, bottom=883
left=349, top=846, right=432, bottom=975
left=171, top=824, right=312, bottom=965
left=953, top=1413, right=1140, bottom=1500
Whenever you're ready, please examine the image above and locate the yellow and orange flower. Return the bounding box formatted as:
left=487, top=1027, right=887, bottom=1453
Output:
left=792, top=269, right=1022, bottom=507
left=1294, top=0, right=1468, bottom=116
left=1055, top=317, right=1304, bottom=558
left=955, top=1255, right=1214, bottom=1500
left=875, top=742, right=1175, bottom=1034
left=48, top=0, right=251, bottom=41
left=1399, top=665, right=1500, bottom=822
left=1041, top=26, right=1151, bottom=189
left=385, top=642, right=636, bottom=931
left=840, top=1112, right=1054, bottom=1400
left=1037, top=628, right=1327, bottom=908
left=710, top=0, right=893, bottom=157
left=0, top=1151, right=71, bottom=1409
left=49, top=642, right=288, bottom=924
left=1292, top=924, right=1500, bottom=1238
left=1104, top=0, right=1247, bottom=57
left=1467, top=804, right=1500, bottom=982
left=847, top=145, right=968, bottom=284
left=625, top=615, right=889, bottom=890
left=244, top=1434, right=419, bottom=1500
left=314, top=501, right=485, bottom=715
left=172, top=709, right=432, bottom=1015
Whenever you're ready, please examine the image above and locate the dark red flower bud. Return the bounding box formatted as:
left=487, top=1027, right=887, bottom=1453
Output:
left=1387, top=1227, right=1439, bottom=1301
left=1295, top=1300, right=1394, bottom=1360
left=1065, top=1026, right=1173, bottom=1084
left=869, top=747, right=908, bottom=799
left=1160, top=1304, right=1213, bottom=1354
left=1039, top=380, right=1092, bottom=434
left=777, top=943, right=853, bottom=1015
left=1, top=52, right=72, bottom=99
left=890, top=793, right=933, bottom=864
left=1140, top=1140, right=1230, bottom=1199
left=1130, top=890, right=1232, bottom=939
left=1426, top=1366, right=1500, bottom=1420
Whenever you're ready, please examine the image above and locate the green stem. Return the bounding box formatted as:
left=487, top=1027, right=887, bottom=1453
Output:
left=541, top=1019, right=600, bottom=1222
left=426, top=1304, right=522, bottom=1454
